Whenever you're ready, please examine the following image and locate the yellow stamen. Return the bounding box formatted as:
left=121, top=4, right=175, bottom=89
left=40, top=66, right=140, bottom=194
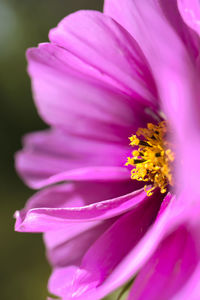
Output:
left=126, top=121, right=174, bottom=196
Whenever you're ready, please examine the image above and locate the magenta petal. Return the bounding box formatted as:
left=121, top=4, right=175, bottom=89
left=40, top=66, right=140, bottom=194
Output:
left=91, top=196, right=186, bottom=299
left=44, top=220, right=114, bottom=267
left=178, top=0, right=200, bottom=37
left=128, top=224, right=200, bottom=300
left=104, top=0, right=197, bottom=138
left=104, top=0, right=185, bottom=64
left=159, top=0, right=200, bottom=61
left=47, top=190, right=163, bottom=299
left=27, top=42, right=154, bottom=142
left=14, top=182, right=145, bottom=232
left=49, top=10, right=157, bottom=106
left=173, top=263, right=200, bottom=300
left=125, top=199, right=200, bottom=300
left=76, top=194, right=161, bottom=293
left=48, top=266, right=79, bottom=299
left=21, top=167, right=130, bottom=190
left=15, top=129, right=131, bottom=188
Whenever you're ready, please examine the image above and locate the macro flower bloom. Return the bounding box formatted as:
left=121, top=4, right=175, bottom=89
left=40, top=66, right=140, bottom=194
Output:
left=15, top=0, right=200, bottom=299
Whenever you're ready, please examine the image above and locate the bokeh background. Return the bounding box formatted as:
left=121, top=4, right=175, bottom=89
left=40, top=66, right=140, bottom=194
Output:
left=0, top=0, right=128, bottom=299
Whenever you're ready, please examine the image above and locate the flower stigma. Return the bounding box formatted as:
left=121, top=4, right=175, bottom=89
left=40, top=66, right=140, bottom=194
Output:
left=126, top=121, right=174, bottom=196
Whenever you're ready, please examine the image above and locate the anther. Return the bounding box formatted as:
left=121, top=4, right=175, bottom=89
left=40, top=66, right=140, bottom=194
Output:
left=126, top=121, right=174, bottom=196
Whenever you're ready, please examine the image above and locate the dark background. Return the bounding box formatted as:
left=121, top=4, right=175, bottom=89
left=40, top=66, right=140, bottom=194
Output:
left=0, top=1, right=126, bottom=299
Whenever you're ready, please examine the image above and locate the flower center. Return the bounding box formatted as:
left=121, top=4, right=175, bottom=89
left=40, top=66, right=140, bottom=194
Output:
left=126, top=121, right=174, bottom=196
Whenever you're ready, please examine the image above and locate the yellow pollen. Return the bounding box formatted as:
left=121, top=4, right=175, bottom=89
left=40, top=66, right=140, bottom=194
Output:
left=126, top=121, right=174, bottom=196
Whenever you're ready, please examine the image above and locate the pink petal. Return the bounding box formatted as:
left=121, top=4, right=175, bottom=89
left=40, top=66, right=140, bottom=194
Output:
left=171, top=204, right=200, bottom=299
left=48, top=266, right=79, bottom=299
left=48, top=194, right=196, bottom=300
left=169, top=134, right=200, bottom=214
left=27, top=42, right=155, bottom=143
left=174, top=263, right=200, bottom=300
left=16, top=128, right=131, bottom=188
left=104, top=0, right=197, bottom=139
left=159, top=0, right=200, bottom=61
left=48, top=190, right=162, bottom=299
left=104, top=0, right=192, bottom=55
left=44, top=219, right=114, bottom=267
left=24, top=167, right=130, bottom=190
left=14, top=182, right=145, bottom=232
left=178, top=0, right=200, bottom=37
left=128, top=223, right=200, bottom=300
left=104, top=0, right=185, bottom=64
left=49, top=10, right=158, bottom=107
left=92, top=196, right=187, bottom=299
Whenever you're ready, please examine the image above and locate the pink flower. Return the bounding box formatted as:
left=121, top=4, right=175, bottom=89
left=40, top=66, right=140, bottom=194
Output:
left=15, top=0, right=200, bottom=299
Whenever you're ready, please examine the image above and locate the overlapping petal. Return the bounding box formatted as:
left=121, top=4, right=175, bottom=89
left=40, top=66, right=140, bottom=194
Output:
left=128, top=202, right=200, bottom=300
left=128, top=226, right=199, bottom=299
left=49, top=10, right=158, bottom=106
left=44, top=220, right=114, bottom=267
left=16, top=128, right=132, bottom=188
left=48, top=266, right=79, bottom=299
left=159, top=0, right=200, bottom=61
left=104, top=0, right=186, bottom=65
left=27, top=42, right=156, bottom=143
left=48, top=190, right=164, bottom=299
left=104, top=0, right=197, bottom=57
left=178, top=0, right=200, bottom=38
left=14, top=182, right=145, bottom=232
left=104, top=0, right=197, bottom=138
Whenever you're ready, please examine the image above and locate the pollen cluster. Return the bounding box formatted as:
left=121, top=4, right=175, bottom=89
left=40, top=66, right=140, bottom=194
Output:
left=126, top=121, right=174, bottom=196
